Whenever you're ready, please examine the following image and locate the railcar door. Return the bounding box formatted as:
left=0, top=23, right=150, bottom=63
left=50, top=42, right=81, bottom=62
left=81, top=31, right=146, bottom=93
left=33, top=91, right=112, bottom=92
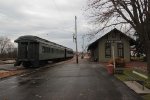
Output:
left=28, top=42, right=39, bottom=60
left=18, top=42, right=28, bottom=59
left=64, top=48, right=66, bottom=59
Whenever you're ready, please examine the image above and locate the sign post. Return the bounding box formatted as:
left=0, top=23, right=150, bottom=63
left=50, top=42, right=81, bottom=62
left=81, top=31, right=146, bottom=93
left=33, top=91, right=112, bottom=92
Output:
left=112, top=44, right=115, bottom=70
left=107, top=40, right=122, bottom=73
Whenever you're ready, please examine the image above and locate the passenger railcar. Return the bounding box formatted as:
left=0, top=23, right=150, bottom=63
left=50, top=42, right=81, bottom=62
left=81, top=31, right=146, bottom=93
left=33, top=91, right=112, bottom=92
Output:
left=14, top=35, right=73, bottom=67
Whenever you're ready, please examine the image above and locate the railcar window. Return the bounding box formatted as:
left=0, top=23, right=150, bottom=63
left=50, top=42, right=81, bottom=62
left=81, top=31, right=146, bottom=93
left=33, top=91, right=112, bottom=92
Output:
left=50, top=48, right=52, bottom=52
left=48, top=48, right=50, bottom=52
left=42, top=46, right=52, bottom=53
left=46, top=47, right=48, bottom=53
left=54, top=48, right=56, bottom=53
left=42, top=46, right=45, bottom=53
left=59, top=50, right=61, bottom=53
left=42, top=47, right=44, bottom=52
left=51, top=48, right=54, bottom=53
left=49, top=48, right=51, bottom=52
left=45, top=47, right=47, bottom=52
left=61, top=50, right=63, bottom=53
left=67, top=51, right=73, bottom=54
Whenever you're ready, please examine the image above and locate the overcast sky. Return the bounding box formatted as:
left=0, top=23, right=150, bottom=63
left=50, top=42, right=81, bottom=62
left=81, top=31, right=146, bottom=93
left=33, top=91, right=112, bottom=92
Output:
left=0, top=0, right=91, bottom=51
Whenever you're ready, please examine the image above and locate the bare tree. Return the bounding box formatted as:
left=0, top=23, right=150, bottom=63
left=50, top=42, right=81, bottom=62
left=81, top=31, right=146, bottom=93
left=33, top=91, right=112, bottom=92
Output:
left=6, top=43, right=15, bottom=58
left=0, top=37, right=11, bottom=54
left=0, top=37, right=17, bottom=59
left=87, top=0, right=150, bottom=73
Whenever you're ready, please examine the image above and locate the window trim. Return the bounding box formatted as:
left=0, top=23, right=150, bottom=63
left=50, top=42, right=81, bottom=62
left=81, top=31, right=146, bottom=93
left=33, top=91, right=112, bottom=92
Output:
left=117, top=43, right=124, bottom=58
left=105, top=43, right=111, bottom=58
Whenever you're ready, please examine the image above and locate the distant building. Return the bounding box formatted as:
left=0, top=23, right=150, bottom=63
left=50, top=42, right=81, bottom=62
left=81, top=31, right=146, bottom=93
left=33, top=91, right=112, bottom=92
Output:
left=88, top=28, right=135, bottom=62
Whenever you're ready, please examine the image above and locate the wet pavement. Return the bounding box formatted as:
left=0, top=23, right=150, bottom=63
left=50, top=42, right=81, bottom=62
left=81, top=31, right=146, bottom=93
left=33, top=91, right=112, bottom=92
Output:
left=0, top=64, right=15, bottom=70
left=0, top=64, right=25, bottom=71
left=0, top=59, right=143, bottom=100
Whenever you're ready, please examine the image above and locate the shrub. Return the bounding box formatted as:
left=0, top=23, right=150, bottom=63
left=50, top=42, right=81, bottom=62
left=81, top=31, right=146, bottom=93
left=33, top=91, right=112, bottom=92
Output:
left=108, top=57, right=125, bottom=68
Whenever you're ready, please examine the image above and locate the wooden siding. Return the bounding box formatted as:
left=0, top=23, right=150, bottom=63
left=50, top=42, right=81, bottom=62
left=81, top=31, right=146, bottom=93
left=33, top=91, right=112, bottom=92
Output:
left=98, top=31, right=130, bottom=62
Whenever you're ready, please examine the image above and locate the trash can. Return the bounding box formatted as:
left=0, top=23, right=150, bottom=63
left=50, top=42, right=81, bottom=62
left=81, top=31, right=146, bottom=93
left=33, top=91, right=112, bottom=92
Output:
left=106, top=64, right=114, bottom=75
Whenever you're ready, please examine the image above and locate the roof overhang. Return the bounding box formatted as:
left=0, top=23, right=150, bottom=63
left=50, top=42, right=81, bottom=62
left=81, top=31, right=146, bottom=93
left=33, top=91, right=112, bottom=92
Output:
left=87, top=28, right=136, bottom=50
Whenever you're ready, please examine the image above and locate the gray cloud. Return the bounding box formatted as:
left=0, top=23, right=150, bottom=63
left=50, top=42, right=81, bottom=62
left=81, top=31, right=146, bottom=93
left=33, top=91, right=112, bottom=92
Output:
left=0, top=0, right=89, bottom=51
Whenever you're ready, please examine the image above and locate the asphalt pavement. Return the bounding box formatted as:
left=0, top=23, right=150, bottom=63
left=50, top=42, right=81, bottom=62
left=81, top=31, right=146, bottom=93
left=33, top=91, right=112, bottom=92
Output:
left=0, top=58, right=143, bottom=100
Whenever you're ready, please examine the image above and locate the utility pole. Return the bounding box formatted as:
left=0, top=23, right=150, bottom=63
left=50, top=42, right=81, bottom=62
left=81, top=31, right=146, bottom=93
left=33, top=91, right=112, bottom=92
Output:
left=82, top=35, right=84, bottom=52
left=75, top=16, right=78, bottom=64
left=81, top=35, right=85, bottom=59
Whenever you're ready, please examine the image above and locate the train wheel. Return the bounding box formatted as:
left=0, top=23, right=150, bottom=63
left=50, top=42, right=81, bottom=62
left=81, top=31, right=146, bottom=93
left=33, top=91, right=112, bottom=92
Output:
left=31, top=61, right=39, bottom=68
left=14, top=61, right=21, bottom=66
left=39, top=61, right=48, bottom=66
left=22, top=62, right=31, bottom=68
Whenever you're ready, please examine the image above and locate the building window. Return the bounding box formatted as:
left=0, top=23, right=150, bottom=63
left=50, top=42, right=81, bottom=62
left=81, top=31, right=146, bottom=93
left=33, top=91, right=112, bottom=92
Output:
left=105, top=43, right=111, bottom=58
left=112, top=33, right=116, bottom=38
left=120, top=34, right=123, bottom=40
left=105, top=35, right=108, bottom=40
left=117, top=43, right=124, bottom=58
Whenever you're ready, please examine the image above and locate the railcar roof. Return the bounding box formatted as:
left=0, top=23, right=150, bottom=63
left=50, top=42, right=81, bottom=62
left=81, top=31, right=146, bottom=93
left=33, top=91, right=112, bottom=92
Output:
left=15, top=35, right=73, bottom=51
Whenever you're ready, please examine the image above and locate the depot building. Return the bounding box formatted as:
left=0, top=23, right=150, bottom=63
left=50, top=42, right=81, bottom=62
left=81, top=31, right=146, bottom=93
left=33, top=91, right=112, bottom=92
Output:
left=87, top=28, right=135, bottom=62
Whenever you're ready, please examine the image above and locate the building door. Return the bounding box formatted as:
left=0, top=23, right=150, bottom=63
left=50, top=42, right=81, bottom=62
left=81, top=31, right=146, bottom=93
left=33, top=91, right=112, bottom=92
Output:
left=117, top=43, right=124, bottom=58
